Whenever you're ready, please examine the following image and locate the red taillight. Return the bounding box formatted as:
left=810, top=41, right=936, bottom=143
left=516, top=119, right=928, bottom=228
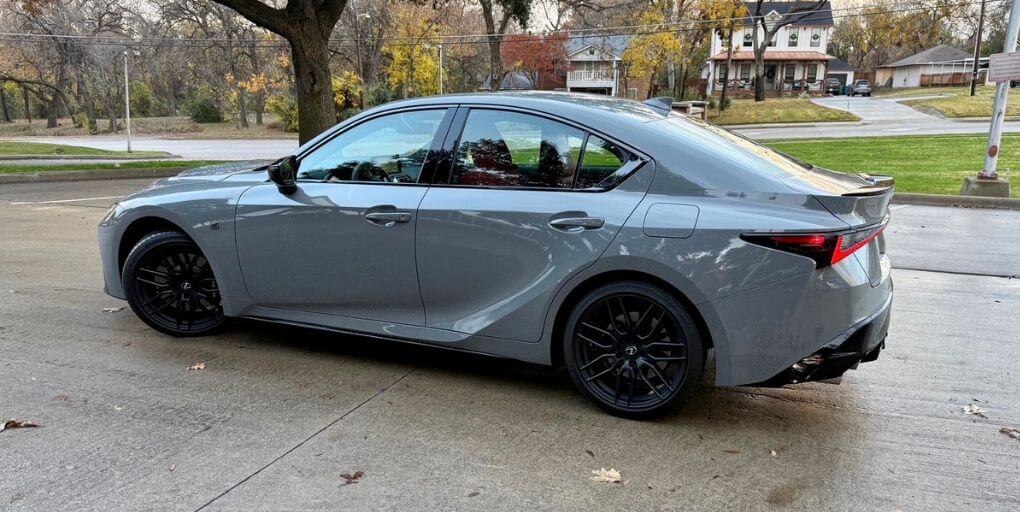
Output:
left=742, top=218, right=887, bottom=269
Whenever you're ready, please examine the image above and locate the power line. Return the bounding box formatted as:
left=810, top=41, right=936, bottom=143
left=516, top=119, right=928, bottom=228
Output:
left=0, top=0, right=1003, bottom=49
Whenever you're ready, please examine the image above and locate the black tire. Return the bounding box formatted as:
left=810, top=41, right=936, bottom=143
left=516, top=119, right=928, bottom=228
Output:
left=122, top=231, right=225, bottom=337
left=563, top=282, right=704, bottom=419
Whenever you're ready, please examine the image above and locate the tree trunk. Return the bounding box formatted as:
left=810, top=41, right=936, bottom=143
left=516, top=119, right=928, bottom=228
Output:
left=46, top=92, right=61, bottom=128
left=167, top=77, right=178, bottom=117
left=753, top=24, right=767, bottom=102
left=720, top=31, right=734, bottom=112
left=22, top=86, right=31, bottom=123
left=289, top=32, right=338, bottom=144
left=0, top=85, right=10, bottom=122
left=486, top=36, right=503, bottom=91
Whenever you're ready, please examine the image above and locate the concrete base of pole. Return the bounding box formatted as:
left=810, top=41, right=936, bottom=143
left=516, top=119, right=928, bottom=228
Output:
left=961, top=176, right=1011, bottom=197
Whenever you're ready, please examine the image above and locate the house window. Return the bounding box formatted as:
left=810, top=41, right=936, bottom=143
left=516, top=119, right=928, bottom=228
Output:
left=788, top=28, right=799, bottom=47
left=717, top=63, right=728, bottom=80
left=785, top=64, right=796, bottom=82
left=739, top=63, right=751, bottom=80
left=810, top=27, right=822, bottom=47
left=743, top=28, right=753, bottom=47
left=807, top=63, right=818, bottom=81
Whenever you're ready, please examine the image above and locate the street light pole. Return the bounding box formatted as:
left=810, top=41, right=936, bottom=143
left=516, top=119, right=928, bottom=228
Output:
left=122, top=50, right=132, bottom=153
left=970, top=0, right=986, bottom=97
left=438, top=42, right=444, bottom=95
left=980, top=0, right=1020, bottom=179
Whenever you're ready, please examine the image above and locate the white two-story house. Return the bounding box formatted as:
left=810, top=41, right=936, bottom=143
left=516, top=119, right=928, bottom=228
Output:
left=705, top=1, right=834, bottom=95
left=563, top=36, right=637, bottom=99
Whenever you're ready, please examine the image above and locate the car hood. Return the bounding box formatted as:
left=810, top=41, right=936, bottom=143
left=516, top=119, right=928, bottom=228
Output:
left=150, top=160, right=273, bottom=187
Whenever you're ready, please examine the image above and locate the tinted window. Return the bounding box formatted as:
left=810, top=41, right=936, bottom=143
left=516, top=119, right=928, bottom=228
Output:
left=297, top=109, right=445, bottom=183
left=450, top=110, right=584, bottom=188
left=576, top=136, right=631, bottom=189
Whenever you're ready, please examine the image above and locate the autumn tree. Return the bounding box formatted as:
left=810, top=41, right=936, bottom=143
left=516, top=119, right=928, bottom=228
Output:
left=383, top=1, right=443, bottom=98
left=478, top=0, right=530, bottom=91
left=622, top=3, right=684, bottom=99
left=500, top=33, right=567, bottom=89
left=210, top=0, right=349, bottom=143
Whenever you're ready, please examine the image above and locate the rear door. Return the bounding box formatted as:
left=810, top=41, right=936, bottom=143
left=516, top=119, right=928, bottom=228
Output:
left=415, top=107, right=651, bottom=342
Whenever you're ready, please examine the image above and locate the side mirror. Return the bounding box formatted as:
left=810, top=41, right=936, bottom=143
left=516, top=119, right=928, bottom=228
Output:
left=268, top=155, right=298, bottom=195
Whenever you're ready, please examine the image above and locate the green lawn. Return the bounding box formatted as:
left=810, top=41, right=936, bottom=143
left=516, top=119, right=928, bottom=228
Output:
left=709, top=98, right=859, bottom=126
left=0, top=141, right=169, bottom=158
left=0, top=160, right=225, bottom=174
left=765, top=134, right=1019, bottom=195
left=895, top=86, right=1020, bottom=118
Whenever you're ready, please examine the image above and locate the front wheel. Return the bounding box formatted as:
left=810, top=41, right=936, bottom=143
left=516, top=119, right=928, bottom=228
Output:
left=563, top=282, right=704, bottom=419
left=122, top=231, right=225, bottom=336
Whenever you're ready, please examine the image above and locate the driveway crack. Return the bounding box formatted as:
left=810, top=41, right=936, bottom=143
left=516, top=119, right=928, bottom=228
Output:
left=193, top=368, right=415, bottom=511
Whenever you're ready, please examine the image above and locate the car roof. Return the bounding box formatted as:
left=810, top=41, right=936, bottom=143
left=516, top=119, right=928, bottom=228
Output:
left=298, top=91, right=673, bottom=155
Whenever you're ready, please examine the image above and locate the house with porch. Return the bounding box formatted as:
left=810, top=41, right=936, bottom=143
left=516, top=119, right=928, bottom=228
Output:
left=563, top=35, right=644, bottom=99
left=705, top=1, right=834, bottom=95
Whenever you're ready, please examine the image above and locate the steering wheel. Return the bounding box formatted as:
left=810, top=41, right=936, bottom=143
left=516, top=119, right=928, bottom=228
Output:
left=352, top=161, right=391, bottom=182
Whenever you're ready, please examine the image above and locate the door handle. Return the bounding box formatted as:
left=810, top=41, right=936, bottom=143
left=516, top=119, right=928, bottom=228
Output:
left=364, top=211, right=412, bottom=224
left=548, top=216, right=605, bottom=230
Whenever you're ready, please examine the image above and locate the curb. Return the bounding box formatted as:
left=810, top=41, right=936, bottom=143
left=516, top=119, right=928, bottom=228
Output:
left=893, top=192, right=1020, bottom=210
left=0, top=154, right=174, bottom=161
left=724, top=121, right=864, bottom=129
left=0, top=167, right=189, bottom=184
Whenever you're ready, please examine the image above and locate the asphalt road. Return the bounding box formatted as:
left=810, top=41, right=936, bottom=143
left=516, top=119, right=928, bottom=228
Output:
left=1, top=180, right=1018, bottom=511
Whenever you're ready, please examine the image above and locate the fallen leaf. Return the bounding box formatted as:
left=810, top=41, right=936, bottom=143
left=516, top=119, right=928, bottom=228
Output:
left=723, top=449, right=741, bottom=454
left=102, top=307, right=123, bottom=313
left=770, top=450, right=779, bottom=458
left=963, top=404, right=987, bottom=418
left=113, top=405, right=124, bottom=411
left=340, top=470, right=364, bottom=486
left=467, top=491, right=480, bottom=497
left=584, top=449, right=595, bottom=458
left=54, top=394, right=72, bottom=402
left=1000, top=427, right=1020, bottom=440
left=168, top=464, right=176, bottom=472
left=1, top=420, right=40, bottom=432
left=188, top=362, right=206, bottom=371
left=590, top=467, right=625, bottom=484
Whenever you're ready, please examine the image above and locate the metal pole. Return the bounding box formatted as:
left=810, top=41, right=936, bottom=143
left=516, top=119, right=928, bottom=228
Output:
left=438, top=43, right=444, bottom=95
left=981, top=0, right=1020, bottom=178
left=123, top=50, right=132, bottom=153
left=971, top=0, right=987, bottom=96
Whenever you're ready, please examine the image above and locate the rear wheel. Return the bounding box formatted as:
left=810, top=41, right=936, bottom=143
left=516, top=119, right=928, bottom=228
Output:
left=563, top=282, right=704, bottom=419
left=122, top=231, right=224, bottom=336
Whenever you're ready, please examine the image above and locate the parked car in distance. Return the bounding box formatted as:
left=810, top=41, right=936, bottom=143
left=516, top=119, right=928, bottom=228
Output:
left=826, top=78, right=842, bottom=95
left=98, top=92, right=893, bottom=418
left=849, top=79, right=872, bottom=97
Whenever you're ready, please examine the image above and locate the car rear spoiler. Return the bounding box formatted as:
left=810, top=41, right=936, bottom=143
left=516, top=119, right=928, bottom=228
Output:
left=843, top=175, right=895, bottom=197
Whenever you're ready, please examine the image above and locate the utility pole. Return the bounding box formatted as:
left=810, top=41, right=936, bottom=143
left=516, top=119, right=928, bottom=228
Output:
left=971, top=0, right=987, bottom=96
left=980, top=0, right=1020, bottom=179
left=123, top=50, right=132, bottom=153
left=438, top=42, right=444, bottom=95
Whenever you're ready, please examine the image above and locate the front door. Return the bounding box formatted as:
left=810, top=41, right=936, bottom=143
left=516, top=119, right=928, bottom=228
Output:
left=416, top=108, right=650, bottom=342
left=234, top=108, right=452, bottom=325
left=765, top=64, right=777, bottom=88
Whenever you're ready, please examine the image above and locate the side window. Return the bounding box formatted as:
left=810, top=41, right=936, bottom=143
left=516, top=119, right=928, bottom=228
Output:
left=297, top=109, right=446, bottom=183
left=450, top=110, right=584, bottom=188
left=576, top=136, right=632, bottom=189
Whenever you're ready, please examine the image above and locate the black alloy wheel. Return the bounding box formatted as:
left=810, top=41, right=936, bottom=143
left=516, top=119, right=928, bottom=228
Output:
left=122, top=231, right=224, bottom=336
left=564, top=282, right=704, bottom=418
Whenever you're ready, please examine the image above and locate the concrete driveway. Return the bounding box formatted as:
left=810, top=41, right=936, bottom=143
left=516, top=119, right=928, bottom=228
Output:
left=1, top=181, right=1019, bottom=511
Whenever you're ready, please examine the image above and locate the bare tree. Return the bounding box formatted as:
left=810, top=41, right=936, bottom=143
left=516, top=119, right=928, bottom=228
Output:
left=749, top=0, right=826, bottom=102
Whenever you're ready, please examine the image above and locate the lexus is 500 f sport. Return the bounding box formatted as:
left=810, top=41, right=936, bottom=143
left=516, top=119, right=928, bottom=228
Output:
left=98, top=92, right=892, bottom=418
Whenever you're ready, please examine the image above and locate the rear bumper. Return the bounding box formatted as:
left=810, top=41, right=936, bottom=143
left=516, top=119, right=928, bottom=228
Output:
left=750, top=291, right=891, bottom=387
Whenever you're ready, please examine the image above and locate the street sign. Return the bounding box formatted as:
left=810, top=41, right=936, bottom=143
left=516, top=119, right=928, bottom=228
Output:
left=988, top=52, right=1020, bottom=82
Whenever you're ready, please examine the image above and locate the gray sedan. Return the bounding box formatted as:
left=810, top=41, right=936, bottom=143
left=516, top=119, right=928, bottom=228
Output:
left=98, top=92, right=892, bottom=418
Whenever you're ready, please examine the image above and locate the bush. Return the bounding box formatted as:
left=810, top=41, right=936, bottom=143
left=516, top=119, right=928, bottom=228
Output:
left=720, top=97, right=732, bottom=109
left=184, top=96, right=223, bottom=123
left=266, top=94, right=299, bottom=132
left=130, top=82, right=157, bottom=117
left=707, top=98, right=717, bottom=109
